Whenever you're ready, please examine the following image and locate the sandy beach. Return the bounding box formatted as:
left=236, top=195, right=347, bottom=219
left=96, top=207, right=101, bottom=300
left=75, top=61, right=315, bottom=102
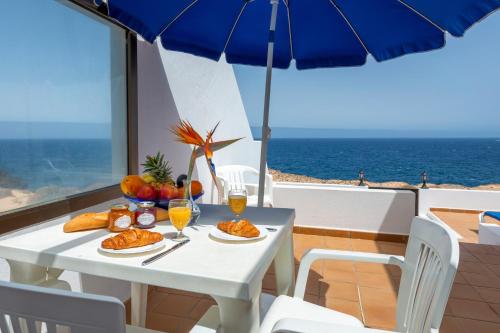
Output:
left=269, top=169, right=500, bottom=191
left=0, top=186, right=81, bottom=214
left=0, top=188, right=36, bottom=213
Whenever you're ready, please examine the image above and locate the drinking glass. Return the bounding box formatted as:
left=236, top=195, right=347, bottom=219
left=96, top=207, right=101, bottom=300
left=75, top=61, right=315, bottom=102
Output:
left=228, top=189, right=247, bottom=222
left=168, top=199, right=192, bottom=241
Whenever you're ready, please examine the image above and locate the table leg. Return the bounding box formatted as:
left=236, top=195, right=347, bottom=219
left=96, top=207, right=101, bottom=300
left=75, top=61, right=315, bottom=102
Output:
left=274, top=230, right=295, bottom=296
left=7, top=260, right=47, bottom=285
left=131, top=282, right=148, bottom=327
left=212, top=284, right=261, bottom=333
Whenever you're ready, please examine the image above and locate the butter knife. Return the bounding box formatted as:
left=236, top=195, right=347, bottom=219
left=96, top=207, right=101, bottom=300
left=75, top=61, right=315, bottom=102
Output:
left=142, top=239, right=190, bottom=266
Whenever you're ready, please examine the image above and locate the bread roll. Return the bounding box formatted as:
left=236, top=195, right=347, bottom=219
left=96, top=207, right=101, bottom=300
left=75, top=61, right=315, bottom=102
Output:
left=156, top=208, right=169, bottom=221
left=64, top=207, right=169, bottom=233
left=63, top=213, right=109, bottom=233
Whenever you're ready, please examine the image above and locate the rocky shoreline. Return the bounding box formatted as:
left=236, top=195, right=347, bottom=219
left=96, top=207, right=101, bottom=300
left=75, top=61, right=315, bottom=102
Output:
left=269, top=169, right=500, bottom=191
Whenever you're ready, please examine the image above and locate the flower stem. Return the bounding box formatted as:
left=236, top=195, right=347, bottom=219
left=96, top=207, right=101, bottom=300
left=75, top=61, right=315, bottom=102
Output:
left=185, top=147, right=197, bottom=199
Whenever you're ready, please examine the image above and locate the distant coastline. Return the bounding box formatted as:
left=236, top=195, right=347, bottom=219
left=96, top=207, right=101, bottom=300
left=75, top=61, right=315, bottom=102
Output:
left=250, top=126, right=500, bottom=139
left=269, top=169, right=500, bottom=191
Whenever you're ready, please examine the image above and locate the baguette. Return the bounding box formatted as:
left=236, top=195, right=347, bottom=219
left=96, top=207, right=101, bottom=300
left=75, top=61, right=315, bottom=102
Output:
left=63, top=213, right=108, bottom=233
left=101, top=229, right=163, bottom=250
left=156, top=208, right=169, bottom=221
left=64, top=208, right=169, bottom=233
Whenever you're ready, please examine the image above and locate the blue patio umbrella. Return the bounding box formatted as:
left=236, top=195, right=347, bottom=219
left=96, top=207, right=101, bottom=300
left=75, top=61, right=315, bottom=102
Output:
left=104, top=0, right=499, bottom=206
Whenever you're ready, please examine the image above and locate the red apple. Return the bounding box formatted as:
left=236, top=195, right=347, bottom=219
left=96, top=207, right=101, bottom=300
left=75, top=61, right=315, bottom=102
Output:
left=159, top=184, right=178, bottom=200
left=136, top=184, right=157, bottom=201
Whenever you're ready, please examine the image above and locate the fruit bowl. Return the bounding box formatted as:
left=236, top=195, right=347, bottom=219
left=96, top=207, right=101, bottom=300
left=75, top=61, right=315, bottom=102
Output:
left=124, top=192, right=204, bottom=210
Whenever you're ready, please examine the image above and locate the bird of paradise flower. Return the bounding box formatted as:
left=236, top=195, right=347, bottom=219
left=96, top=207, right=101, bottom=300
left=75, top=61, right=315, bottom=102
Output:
left=172, top=120, right=242, bottom=204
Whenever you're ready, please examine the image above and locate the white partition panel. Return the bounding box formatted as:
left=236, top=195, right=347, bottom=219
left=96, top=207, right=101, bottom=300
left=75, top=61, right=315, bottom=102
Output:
left=137, top=42, right=260, bottom=203
left=273, top=183, right=415, bottom=235
left=419, top=188, right=500, bottom=215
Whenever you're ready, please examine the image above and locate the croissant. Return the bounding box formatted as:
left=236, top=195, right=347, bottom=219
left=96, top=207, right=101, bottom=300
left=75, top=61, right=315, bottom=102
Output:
left=101, top=229, right=163, bottom=250
left=217, top=219, right=260, bottom=238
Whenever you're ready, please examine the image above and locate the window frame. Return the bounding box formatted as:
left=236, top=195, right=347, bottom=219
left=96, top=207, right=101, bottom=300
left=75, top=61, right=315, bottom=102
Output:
left=0, top=0, right=138, bottom=233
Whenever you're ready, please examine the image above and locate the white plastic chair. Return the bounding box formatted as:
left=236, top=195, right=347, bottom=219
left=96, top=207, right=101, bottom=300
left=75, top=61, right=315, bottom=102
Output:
left=260, top=216, right=459, bottom=333
left=216, top=164, right=274, bottom=207
left=478, top=212, right=500, bottom=245
left=0, top=280, right=161, bottom=333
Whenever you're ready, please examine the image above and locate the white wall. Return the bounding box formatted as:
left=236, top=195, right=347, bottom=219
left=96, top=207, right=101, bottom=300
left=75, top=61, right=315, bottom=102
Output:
left=418, top=188, right=500, bottom=215
left=274, top=183, right=416, bottom=235
left=137, top=41, right=261, bottom=203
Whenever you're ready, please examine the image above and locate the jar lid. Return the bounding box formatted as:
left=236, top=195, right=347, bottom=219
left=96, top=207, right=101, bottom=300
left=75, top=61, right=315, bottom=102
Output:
left=137, top=201, right=156, bottom=208
left=111, top=203, right=129, bottom=210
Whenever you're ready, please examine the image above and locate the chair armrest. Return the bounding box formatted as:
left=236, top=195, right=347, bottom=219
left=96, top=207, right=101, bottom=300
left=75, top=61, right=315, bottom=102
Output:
left=294, top=249, right=405, bottom=299
left=271, top=318, right=395, bottom=333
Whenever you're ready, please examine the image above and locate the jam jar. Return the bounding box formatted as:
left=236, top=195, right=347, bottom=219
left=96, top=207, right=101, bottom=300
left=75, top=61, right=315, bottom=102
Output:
left=135, top=201, right=157, bottom=229
left=108, top=203, right=134, bottom=232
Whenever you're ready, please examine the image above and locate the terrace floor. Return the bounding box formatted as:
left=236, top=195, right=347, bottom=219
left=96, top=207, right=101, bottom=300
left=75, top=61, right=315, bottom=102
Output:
left=140, top=214, right=500, bottom=333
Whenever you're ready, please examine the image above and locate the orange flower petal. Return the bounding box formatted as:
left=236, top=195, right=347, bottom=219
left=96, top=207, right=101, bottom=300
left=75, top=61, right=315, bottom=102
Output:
left=172, top=120, right=205, bottom=146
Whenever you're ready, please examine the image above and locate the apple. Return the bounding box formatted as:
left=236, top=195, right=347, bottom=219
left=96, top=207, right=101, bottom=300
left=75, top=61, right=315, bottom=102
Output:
left=159, top=184, right=178, bottom=201
left=136, top=184, right=157, bottom=201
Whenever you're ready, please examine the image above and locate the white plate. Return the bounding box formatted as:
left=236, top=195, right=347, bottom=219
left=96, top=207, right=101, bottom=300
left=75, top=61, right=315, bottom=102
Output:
left=209, top=225, right=268, bottom=242
left=99, top=238, right=166, bottom=254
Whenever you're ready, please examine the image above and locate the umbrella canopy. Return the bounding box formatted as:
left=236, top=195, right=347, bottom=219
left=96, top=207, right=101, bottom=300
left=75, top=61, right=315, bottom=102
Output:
left=107, top=0, right=498, bottom=69
left=104, top=0, right=499, bottom=205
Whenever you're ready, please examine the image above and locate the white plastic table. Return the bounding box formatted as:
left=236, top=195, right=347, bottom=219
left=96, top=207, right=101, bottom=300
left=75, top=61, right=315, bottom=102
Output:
left=0, top=202, right=295, bottom=333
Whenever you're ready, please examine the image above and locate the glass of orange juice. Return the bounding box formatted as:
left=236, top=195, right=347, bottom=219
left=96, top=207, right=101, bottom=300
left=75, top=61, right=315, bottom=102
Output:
left=228, top=189, right=247, bottom=222
left=168, top=199, right=192, bottom=241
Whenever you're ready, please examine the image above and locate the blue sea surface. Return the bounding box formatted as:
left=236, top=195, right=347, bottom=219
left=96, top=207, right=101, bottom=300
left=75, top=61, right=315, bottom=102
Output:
left=267, top=138, right=500, bottom=186
left=1, top=138, right=500, bottom=190
left=0, top=139, right=118, bottom=190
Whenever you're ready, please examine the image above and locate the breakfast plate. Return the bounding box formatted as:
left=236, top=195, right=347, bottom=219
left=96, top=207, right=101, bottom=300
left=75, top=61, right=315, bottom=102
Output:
left=209, top=226, right=268, bottom=242
left=99, top=239, right=166, bottom=254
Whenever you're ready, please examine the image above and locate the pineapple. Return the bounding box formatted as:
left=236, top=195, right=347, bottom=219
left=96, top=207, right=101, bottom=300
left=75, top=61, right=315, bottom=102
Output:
left=141, top=152, right=173, bottom=187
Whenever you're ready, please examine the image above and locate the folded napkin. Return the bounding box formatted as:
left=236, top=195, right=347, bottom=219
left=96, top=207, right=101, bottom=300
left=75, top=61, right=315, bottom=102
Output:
left=484, top=211, right=500, bottom=221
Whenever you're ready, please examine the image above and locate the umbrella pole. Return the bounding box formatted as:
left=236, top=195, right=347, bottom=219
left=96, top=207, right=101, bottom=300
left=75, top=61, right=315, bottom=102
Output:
left=258, top=0, right=279, bottom=207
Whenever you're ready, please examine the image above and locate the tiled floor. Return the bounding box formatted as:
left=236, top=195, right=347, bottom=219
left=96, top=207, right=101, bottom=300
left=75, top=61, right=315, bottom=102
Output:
left=431, top=209, right=481, bottom=243
left=143, top=214, right=500, bottom=333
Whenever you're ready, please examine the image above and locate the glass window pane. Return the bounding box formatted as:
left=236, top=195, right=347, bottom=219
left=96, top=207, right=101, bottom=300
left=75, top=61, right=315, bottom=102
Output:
left=0, top=0, right=127, bottom=214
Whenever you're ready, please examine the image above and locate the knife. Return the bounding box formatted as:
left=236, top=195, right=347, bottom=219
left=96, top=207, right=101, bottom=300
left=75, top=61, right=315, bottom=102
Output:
left=142, top=239, right=190, bottom=266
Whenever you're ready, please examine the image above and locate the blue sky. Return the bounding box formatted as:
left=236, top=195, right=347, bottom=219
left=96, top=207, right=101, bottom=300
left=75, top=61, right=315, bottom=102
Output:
left=0, top=0, right=125, bottom=128
left=234, top=12, right=500, bottom=137
left=0, top=1, right=499, bottom=138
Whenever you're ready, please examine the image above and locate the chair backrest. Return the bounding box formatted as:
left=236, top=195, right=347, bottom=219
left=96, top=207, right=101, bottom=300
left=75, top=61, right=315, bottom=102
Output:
left=396, top=217, right=459, bottom=333
left=0, top=280, right=126, bottom=333
left=216, top=165, right=259, bottom=190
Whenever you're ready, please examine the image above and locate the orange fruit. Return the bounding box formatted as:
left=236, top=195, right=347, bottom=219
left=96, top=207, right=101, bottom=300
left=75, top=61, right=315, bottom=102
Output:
left=120, top=175, right=146, bottom=197
left=191, top=180, right=203, bottom=196
left=176, top=180, right=203, bottom=198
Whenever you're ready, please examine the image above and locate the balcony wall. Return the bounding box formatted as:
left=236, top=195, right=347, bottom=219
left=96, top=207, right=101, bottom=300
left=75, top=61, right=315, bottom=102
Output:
left=136, top=41, right=261, bottom=203
left=274, top=183, right=416, bottom=235
left=419, top=188, right=500, bottom=215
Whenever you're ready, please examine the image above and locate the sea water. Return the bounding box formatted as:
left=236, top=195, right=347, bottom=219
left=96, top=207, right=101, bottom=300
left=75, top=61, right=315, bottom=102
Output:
left=1, top=138, right=500, bottom=191
left=267, top=138, right=500, bottom=187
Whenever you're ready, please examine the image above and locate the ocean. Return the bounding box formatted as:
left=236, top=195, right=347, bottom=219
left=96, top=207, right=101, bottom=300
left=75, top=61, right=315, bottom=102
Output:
left=0, top=139, right=118, bottom=190
left=267, top=138, right=500, bottom=187
left=1, top=138, right=500, bottom=191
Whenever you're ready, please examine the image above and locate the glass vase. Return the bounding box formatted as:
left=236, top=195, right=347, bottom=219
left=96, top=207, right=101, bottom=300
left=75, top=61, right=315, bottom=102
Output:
left=186, top=181, right=201, bottom=226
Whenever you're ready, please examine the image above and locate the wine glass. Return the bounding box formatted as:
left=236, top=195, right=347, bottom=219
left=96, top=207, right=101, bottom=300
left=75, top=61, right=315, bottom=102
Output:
left=228, top=188, right=247, bottom=222
left=168, top=199, right=192, bottom=241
